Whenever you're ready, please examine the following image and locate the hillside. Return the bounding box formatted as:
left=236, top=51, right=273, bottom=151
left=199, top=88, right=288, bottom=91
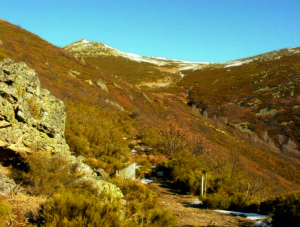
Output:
left=64, top=37, right=300, bottom=194
left=0, top=19, right=300, bottom=226
left=65, top=36, right=300, bottom=158
left=179, top=48, right=300, bottom=154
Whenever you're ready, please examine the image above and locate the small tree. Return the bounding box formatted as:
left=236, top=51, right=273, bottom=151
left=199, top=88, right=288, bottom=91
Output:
left=159, top=117, right=186, bottom=156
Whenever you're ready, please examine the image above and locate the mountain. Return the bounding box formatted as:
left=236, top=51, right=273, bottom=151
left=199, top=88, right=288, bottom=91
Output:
left=65, top=38, right=300, bottom=154
left=64, top=39, right=210, bottom=86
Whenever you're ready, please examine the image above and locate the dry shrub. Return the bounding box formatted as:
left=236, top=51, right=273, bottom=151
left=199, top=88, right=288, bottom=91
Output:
left=202, top=192, right=259, bottom=212
left=7, top=193, right=46, bottom=226
left=148, top=154, right=168, bottom=165
left=111, top=178, right=177, bottom=226
left=37, top=189, right=124, bottom=227
left=282, top=139, right=299, bottom=158
left=158, top=117, right=188, bottom=156
left=12, top=152, right=79, bottom=196
left=0, top=198, right=11, bottom=227
left=261, top=191, right=300, bottom=227
left=26, top=97, right=41, bottom=120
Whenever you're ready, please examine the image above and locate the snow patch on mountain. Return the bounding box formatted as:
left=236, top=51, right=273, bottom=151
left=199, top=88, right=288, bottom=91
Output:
left=224, top=59, right=253, bottom=68
left=288, top=47, right=300, bottom=54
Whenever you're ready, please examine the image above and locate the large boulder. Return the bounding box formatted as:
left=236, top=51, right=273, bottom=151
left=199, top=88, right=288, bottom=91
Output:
left=0, top=59, right=69, bottom=162
left=0, top=59, right=123, bottom=198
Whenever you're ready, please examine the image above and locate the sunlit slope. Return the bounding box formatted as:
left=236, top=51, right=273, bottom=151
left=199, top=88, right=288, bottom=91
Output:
left=0, top=19, right=166, bottom=157
left=179, top=48, right=300, bottom=150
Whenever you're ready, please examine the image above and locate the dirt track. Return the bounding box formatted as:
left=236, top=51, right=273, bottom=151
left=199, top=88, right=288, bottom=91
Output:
left=148, top=182, right=255, bottom=227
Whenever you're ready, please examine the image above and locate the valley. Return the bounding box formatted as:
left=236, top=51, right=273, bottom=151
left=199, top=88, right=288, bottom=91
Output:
left=0, top=19, right=299, bottom=226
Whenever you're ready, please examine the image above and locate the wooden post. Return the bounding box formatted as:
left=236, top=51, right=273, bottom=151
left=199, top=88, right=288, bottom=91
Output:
left=201, top=175, right=204, bottom=196
left=246, top=183, right=250, bottom=195
left=205, top=172, right=207, bottom=196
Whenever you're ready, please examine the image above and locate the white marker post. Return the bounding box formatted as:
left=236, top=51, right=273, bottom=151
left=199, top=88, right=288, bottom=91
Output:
left=201, top=175, right=204, bottom=196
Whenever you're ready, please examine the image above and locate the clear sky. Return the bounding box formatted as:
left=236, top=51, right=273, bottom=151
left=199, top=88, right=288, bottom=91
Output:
left=0, top=0, right=299, bottom=62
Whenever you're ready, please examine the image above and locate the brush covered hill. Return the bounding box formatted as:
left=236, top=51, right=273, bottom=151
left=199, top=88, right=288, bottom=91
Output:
left=178, top=48, right=300, bottom=155
left=0, top=19, right=300, bottom=225
left=65, top=36, right=300, bottom=159
left=64, top=36, right=300, bottom=193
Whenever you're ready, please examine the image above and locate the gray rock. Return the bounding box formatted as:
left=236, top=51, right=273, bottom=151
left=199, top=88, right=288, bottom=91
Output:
left=0, top=174, right=16, bottom=195
left=0, top=59, right=69, bottom=160
left=0, top=59, right=124, bottom=199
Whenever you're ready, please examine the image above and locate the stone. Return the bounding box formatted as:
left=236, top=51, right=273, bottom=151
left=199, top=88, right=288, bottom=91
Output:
left=96, top=79, right=108, bottom=91
left=0, top=174, right=16, bottom=195
left=0, top=59, right=124, bottom=199
left=85, top=79, right=93, bottom=85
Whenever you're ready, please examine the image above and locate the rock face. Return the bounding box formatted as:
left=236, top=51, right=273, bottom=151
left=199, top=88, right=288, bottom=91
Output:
left=0, top=59, right=123, bottom=198
left=0, top=174, right=16, bottom=195
left=0, top=59, right=69, bottom=163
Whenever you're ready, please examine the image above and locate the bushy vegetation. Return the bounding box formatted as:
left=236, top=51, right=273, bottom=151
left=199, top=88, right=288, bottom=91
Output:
left=180, top=52, right=300, bottom=153
left=202, top=192, right=259, bottom=212
left=38, top=189, right=124, bottom=227
left=111, top=178, right=177, bottom=226
left=10, top=151, right=176, bottom=226
left=157, top=155, right=204, bottom=194
left=12, top=152, right=80, bottom=196
left=261, top=191, right=300, bottom=226
left=0, top=198, right=11, bottom=227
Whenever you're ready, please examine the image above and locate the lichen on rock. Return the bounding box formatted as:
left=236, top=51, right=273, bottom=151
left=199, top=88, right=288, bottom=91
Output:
left=0, top=59, right=69, bottom=160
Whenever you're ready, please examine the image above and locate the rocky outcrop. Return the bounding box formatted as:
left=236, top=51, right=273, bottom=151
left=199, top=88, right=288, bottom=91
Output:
left=0, top=59, right=69, bottom=163
left=0, top=59, right=123, bottom=198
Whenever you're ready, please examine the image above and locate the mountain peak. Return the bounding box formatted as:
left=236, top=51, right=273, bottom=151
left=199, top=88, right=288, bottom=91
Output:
left=64, top=40, right=211, bottom=69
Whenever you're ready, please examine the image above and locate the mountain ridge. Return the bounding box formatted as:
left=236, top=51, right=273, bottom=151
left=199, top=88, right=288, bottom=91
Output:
left=65, top=38, right=300, bottom=70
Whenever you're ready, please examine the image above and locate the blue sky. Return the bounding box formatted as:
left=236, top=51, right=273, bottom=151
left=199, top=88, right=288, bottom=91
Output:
left=1, top=0, right=299, bottom=62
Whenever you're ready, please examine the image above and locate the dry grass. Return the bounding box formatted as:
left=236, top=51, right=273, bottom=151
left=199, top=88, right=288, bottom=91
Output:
left=1, top=193, right=45, bottom=227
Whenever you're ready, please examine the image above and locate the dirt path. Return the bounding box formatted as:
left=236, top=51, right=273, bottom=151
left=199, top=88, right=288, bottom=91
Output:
left=148, top=182, right=255, bottom=227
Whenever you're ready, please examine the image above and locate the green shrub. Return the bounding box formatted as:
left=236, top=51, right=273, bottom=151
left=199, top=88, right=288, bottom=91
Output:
left=157, top=155, right=204, bottom=193
left=111, top=178, right=177, bottom=226
left=38, top=189, right=124, bottom=227
left=202, top=192, right=259, bottom=212
left=0, top=198, right=11, bottom=227
left=262, top=191, right=300, bottom=227
left=12, top=152, right=80, bottom=196
left=202, top=192, right=232, bottom=210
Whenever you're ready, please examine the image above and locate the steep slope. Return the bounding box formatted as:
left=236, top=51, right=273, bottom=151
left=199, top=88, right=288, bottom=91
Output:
left=179, top=48, right=300, bottom=154
left=0, top=19, right=166, bottom=160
